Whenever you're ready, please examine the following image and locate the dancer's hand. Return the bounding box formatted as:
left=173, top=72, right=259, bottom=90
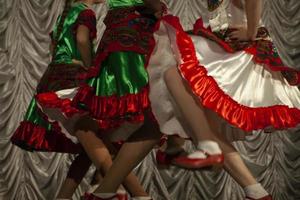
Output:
left=228, top=26, right=255, bottom=41
left=72, top=59, right=88, bottom=70
left=154, top=9, right=163, bottom=19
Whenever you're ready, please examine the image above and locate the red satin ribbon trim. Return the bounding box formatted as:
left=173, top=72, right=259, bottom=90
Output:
left=36, top=85, right=151, bottom=130
left=161, top=15, right=300, bottom=131
left=36, top=92, right=85, bottom=118
left=73, top=84, right=151, bottom=118
left=11, top=121, right=82, bottom=154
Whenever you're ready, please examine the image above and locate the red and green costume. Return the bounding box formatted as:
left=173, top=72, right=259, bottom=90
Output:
left=11, top=2, right=97, bottom=153
left=72, top=2, right=157, bottom=130
left=11, top=1, right=159, bottom=153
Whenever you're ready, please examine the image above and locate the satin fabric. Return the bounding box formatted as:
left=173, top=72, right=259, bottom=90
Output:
left=88, top=52, right=148, bottom=96
left=37, top=87, right=84, bottom=143
left=148, top=12, right=300, bottom=140
left=25, top=7, right=153, bottom=145
left=2, top=1, right=300, bottom=200
left=182, top=1, right=300, bottom=132
left=108, top=0, right=143, bottom=8
left=24, top=99, right=52, bottom=131
left=68, top=5, right=156, bottom=130
left=10, top=3, right=98, bottom=153
left=192, top=35, right=300, bottom=109
left=52, top=3, right=90, bottom=64
left=148, top=20, right=191, bottom=139
left=41, top=87, right=143, bottom=143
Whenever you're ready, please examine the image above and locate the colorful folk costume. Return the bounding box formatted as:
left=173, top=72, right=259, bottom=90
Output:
left=177, top=1, right=300, bottom=139
left=71, top=0, right=158, bottom=134
left=12, top=0, right=168, bottom=153
left=11, top=2, right=97, bottom=153
left=148, top=0, right=300, bottom=173
left=9, top=0, right=159, bottom=153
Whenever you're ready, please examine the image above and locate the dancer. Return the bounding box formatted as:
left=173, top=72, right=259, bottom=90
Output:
left=11, top=1, right=150, bottom=200
left=162, top=0, right=300, bottom=199
left=78, top=0, right=228, bottom=199
left=72, top=0, right=165, bottom=199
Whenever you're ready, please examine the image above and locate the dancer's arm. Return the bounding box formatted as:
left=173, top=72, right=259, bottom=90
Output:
left=245, top=0, right=262, bottom=40
left=76, top=25, right=92, bottom=68
left=229, top=0, right=262, bottom=41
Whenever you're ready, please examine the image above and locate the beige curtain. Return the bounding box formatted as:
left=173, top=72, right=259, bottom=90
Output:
left=0, top=1, right=300, bottom=200
left=262, top=0, right=300, bottom=69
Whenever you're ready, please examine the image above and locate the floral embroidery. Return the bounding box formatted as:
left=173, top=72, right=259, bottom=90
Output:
left=192, top=18, right=300, bottom=85
left=96, top=7, right=156, bottom=57
left=36, top=63, right=88, bottom=93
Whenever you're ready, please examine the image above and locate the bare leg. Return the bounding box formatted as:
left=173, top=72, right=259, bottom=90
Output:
left=100, top=137, right=149, bottom=197
left=57, top=153, right=92, bottom=199
left=204, top=109, right=257, bottom=187
left=74, top=117, right=155, bottom=196
left=164, top=68, right=257, bottom=186
left=164, top=68, right=217, bottom=142
left=92, top=118, right=161, bottom=193
left=122, top=173, right=148, bottom=197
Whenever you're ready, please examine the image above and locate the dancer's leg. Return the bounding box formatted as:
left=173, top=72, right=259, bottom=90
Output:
left=57, top=153, right=92, bottom=199
left=165, top=68, right=269, bottom=198
left=101, top=137, right=149, bottom=197
left=204, top=109, right=256, bottom=186
left=92, top=117, right=161, bottom=194
left=164, top=68, right=220, bottom=147
left=74, top=117, right=155, bottom=196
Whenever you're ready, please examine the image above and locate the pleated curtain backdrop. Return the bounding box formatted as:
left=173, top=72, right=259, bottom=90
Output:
left=0, top=0, right=300, bottom=200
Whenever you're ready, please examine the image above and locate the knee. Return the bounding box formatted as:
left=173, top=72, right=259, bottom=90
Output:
left=74, top=116, right=99, bottom=133
left=163, top=67, right=178, bottom=86
left=98, top=153, right=111, bottom=165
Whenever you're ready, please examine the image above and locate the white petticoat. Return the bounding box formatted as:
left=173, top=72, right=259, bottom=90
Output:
left=148, top=22, right=300, bottom=141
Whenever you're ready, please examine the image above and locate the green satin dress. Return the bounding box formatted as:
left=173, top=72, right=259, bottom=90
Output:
left=12, top=0, right=158, bottom=153
left=11, top=2, right=97, bottom=153
left=108, top=0, right=144, bottom=8
left=87, top=0, right=148, bottom=97
left=73, top=0, right=157, bottom=129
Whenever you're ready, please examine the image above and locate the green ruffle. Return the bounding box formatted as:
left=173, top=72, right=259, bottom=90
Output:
left=87, top=51, right=148, bottom=97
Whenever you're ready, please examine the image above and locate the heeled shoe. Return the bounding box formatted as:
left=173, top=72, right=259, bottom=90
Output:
left=245, top=195, right=273, bottom=200
left=173, top=150, right=224, bottom=169
left=83, top=193, right=128, bottom=200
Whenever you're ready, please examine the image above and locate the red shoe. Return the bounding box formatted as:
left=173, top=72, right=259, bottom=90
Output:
left=173, top=151, right=224, bottom=169
left=156, top=149, right=182, bottom=166
left=83, top=193, right=128, bottom=200
left=245, top=195, right=272, bottom=200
